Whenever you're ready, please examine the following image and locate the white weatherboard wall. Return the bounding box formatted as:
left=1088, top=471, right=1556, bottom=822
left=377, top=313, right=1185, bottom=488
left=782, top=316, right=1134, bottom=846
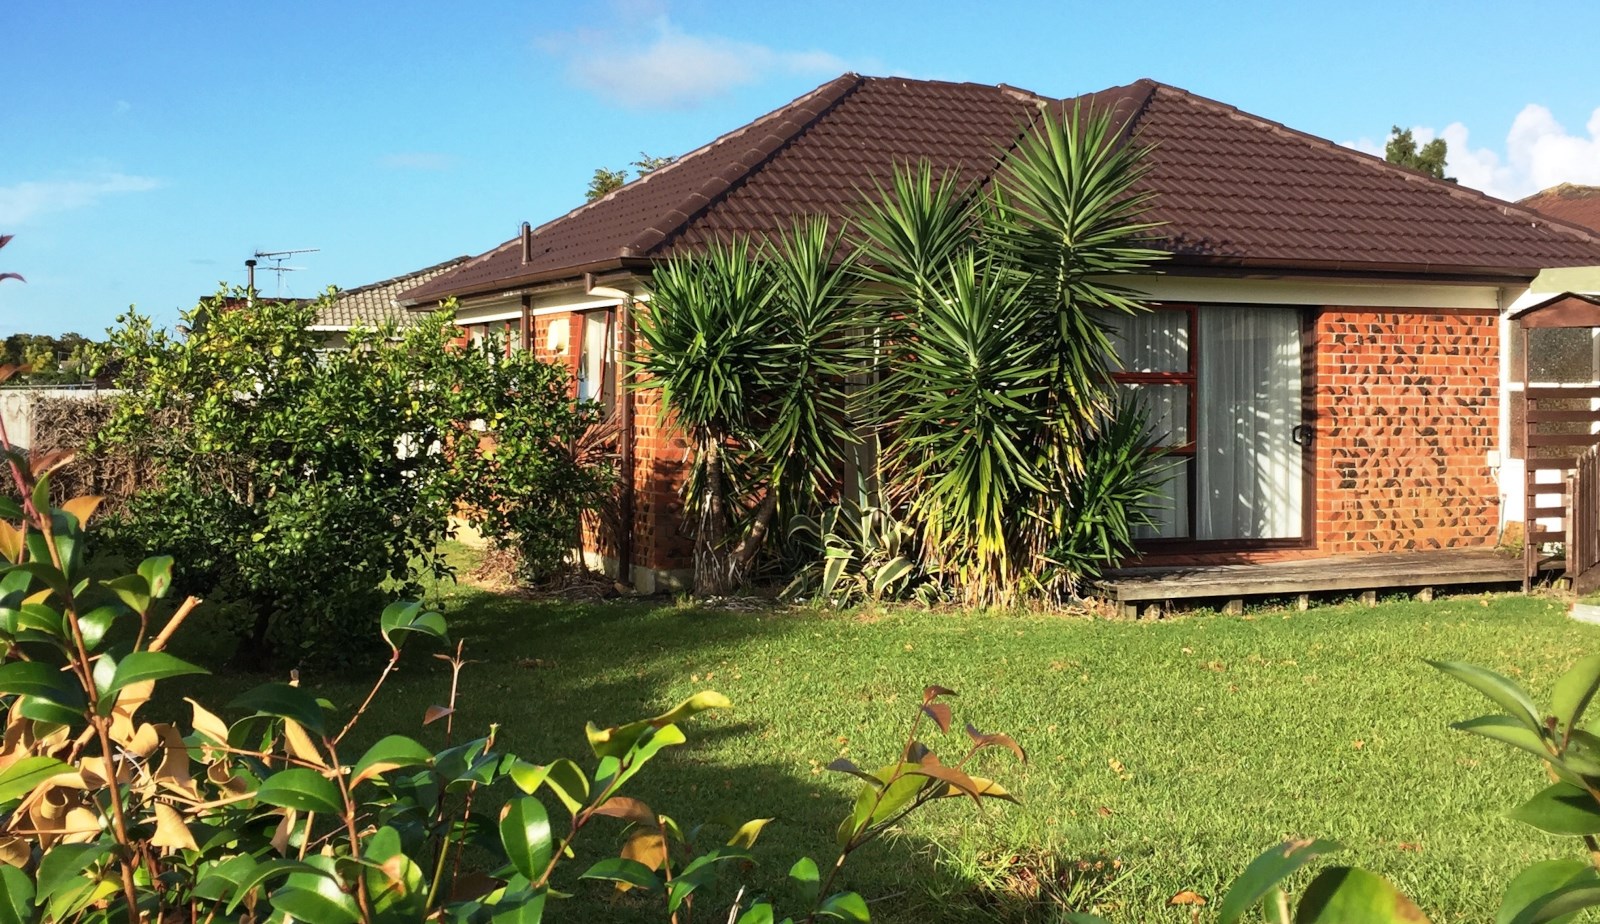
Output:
left=0, top=387, right=111, bottom=451
left=1498, top=267, right=1600, bottom=529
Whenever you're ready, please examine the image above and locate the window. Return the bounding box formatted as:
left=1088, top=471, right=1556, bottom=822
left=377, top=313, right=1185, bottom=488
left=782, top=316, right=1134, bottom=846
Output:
left=575, top=310, right=616, bottom=413
left=1104, top=307, right=1194, bottom=539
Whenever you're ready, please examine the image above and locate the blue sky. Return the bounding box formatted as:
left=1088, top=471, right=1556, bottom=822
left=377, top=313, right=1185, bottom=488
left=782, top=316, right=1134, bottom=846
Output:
left=5, top=0, right=1600, bottom=337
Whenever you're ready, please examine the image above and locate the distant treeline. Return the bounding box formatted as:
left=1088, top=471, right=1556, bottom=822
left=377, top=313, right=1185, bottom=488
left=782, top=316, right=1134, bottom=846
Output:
left=3, top=332, right=100, bottom=384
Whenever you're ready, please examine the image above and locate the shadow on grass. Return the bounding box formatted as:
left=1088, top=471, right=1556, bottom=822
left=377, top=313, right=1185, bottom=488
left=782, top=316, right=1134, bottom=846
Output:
left=166, top=584, right=1066, bottom=922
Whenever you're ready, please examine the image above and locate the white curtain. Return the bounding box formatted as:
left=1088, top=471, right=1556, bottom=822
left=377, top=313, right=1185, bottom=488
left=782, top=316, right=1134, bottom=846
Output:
left=1196, top=307, right=1303, bottom=540
left=1104, top=310, right=1191, bottom=540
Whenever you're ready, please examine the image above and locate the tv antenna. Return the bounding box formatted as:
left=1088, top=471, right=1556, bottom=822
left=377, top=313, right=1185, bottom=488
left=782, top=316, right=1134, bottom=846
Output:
left=246, top=247, right=319, bottom=301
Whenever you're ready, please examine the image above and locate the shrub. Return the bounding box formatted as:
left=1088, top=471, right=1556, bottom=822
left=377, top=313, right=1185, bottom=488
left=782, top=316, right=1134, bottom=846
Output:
left=0, top=434, right=1022, bottom=922
left=93, top=294, right=608, bottom=666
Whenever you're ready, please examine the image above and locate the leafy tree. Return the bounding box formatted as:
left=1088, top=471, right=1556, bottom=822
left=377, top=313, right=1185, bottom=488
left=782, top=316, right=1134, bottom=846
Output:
left=632, top=151, right=676, bottom=174
left=586, top=152, right=677, bottom=201
left=94, top=291, right=607, bottom=665
left=586, top=166, right=628, bottom=202
left=1385, top=125, right=1454, bottom=181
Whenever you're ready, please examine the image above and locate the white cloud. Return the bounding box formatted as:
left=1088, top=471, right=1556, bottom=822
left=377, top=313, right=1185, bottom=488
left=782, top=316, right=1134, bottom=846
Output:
left=546, top=15, right=848, bottom=110
left=1345, top=105, right=1600, bottom=201
left=378, top=152, right=457, bottom=171
left=0, top=173, right=161, bottom=225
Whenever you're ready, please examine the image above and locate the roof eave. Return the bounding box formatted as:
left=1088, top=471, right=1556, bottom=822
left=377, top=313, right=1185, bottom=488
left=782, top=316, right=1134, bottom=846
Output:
left=1161, top=252, right=1548, bottom=285
left=399, top=257, right=657, bottom=308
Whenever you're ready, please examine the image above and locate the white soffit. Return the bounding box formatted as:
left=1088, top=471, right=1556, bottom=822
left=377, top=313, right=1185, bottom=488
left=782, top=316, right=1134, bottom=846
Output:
left=1123, top=275, right=1504, bottom=311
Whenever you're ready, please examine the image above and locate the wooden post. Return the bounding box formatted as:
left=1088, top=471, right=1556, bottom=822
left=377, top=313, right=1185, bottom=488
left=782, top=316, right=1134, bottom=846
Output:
left=1296, top=594, right=1310, bottom=611
left=1359, top=590, right=1377, bottom=608
left=1223, top=599, right=1244, bottom=616
left=1415, top=586, right=1434, bottom=603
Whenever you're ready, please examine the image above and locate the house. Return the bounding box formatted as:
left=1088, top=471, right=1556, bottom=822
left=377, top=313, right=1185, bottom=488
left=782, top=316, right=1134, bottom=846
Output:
left=308, top=256, right=470, bottom=349
left=1522, top=184, right=1600, bottom=235
left=400, top=74, right=1600, bottom=593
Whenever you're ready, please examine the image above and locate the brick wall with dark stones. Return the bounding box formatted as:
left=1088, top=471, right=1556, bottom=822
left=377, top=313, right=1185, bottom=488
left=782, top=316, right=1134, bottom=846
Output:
left=1313, top=307, right=1501, bottom=553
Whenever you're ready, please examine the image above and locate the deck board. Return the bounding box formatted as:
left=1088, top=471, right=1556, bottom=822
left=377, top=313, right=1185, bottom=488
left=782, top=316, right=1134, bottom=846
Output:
left=1096, top=550, right=1523, bottom=604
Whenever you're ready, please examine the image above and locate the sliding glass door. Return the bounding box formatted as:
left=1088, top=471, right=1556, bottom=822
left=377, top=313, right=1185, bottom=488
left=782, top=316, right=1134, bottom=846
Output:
left=1108, top=304, right=1307, bottom=546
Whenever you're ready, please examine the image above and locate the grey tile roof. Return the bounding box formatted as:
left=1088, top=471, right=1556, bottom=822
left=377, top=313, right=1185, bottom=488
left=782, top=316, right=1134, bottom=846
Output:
left=316, top=256, right=472, bottom=329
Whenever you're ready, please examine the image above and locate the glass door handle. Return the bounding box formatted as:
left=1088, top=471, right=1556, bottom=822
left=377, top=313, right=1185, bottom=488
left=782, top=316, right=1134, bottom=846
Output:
left=1291, top=424, right=1311, bottom=446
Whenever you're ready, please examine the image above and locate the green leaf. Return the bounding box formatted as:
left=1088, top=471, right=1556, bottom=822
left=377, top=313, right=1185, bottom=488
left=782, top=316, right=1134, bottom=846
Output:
left=1452, top=715, right=1555, bottom=763
left=0, top=755, right=68, bottom=802
left=816, top=891, right=870, bottom=922
left=510, top=758, right=588, bottom=817
left=103, top=651, right=207, bottom=700
left=102, top=574, right=150, bottom=615
left=499, top=797, right=553, bottom=883
left=379, top=601, right=447, bottom=648
left=231, top=683, right=328, bottom=735
left=790, top=856, right=821, bottom=905
left=736, top=902, right=776, bottom=924
left=1428, top=660, right=1543, bottom=731
left=137, top=555, right=174, bottom=599
left=1499, top=859, right=1599, bottom=924
left=0, top=864, right=33, bottom=924
left=666, top=848, right=753, bottom=914
left=1296, top=867, right=1431, bottom=923
left=191, top=854, right=259, bottom=903
left=1509, top=782, right=1600, bottom=836
left=1512, top=880, right=1600, bottom=924
left=350, top=734, right=433, bottom=784
left=225, top=859, right=327, bottom=914
left=579, top=857, right=663, bottom=893
left=1218, top=838, right=1342, bottom=924
left=76, top=605, right=119, bottom=652
left=0, top=661, right=83, bottom=708
left=270, top=857, right=359, bottom=924
left=257, top=768, right=343, bottom=815
left=838, top=763, right=923, bottom=846
left=35, top=843, right=106, bottom=904
left=1554, top=654, right=1600, bottom=734
left=489, top=887, right=547, bottom=924
left=611, top=723, right=687, bottom=791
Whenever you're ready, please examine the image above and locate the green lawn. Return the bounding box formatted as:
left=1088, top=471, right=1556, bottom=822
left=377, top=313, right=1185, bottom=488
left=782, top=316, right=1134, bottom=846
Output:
left=174, top=557, right=1600, bottom=923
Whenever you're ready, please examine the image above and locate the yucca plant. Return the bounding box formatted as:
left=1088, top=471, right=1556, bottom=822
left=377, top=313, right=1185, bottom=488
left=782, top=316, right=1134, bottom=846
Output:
left=634, top=220, right=867, bottom=595
left=855, top=107, right=1164, bottom=605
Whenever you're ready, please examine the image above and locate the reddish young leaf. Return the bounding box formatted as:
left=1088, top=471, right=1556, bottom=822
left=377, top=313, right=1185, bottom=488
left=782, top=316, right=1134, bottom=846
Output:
left=965, top=723, right=1027, bottom=762
left=825, top=758, right=884, bottom=788
left=422, top=705, right=453, bottom=725
left=909, top=753, right=984, bottom=804
left=922, top=685, right=957, bottom=704
left=921, top=702, right=953, bottom=733
left=594, top=796, right=657, bottom=826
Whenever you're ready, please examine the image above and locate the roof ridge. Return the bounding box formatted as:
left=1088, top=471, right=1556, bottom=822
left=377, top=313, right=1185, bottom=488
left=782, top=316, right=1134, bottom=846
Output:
left=338, top=254, right=472, bottom=297
left=623, top=73, right=865, bottom=256
left=1147, top=82, right=1600, bottom=252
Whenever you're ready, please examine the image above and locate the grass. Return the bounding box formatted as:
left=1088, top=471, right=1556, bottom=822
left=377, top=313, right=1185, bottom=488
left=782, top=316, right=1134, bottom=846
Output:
left=173, top=549, right=1600, bottom=923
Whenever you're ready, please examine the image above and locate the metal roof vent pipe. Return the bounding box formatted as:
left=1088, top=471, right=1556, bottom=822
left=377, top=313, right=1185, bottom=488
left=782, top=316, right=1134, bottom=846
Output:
left=520, top=221, right=532, bottom=264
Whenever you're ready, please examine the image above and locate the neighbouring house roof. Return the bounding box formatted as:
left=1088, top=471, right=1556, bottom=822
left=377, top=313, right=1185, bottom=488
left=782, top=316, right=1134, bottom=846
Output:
left=1521, top=184, right=1600, bottom=235
left=402, top=75, right=1600, bottom=306
left=315, top=255, right=471, bottom=329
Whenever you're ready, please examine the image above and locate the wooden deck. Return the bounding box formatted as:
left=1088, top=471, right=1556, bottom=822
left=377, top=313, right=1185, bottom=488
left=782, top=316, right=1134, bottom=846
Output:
left=1096, top=549, right=1525, bottom=616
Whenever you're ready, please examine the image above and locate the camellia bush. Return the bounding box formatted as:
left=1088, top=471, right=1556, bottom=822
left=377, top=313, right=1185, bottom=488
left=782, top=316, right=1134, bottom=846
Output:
left=92, top=294, right=608, bottom=666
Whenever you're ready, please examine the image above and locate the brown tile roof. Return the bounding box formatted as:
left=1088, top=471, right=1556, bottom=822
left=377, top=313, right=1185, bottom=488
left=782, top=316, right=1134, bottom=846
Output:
left=403, top=75, right=1600, bottom=305
left=317, top=255, right=471, bottom=328
left=1520, top=184, right=1600, bottom=235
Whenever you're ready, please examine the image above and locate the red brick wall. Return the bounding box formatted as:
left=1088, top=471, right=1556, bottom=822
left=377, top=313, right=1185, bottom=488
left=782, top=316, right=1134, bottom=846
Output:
left=1137, top=306, right=1502, bottom=567
left=1314, top=308, right=1500, bottom=553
